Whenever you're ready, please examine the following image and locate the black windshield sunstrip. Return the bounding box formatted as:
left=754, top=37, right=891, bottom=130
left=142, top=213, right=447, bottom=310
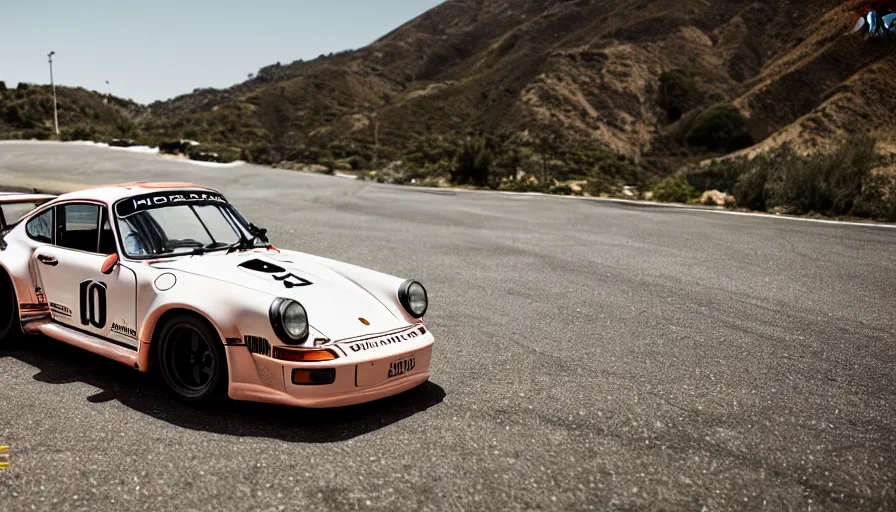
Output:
left=115, top=190, right=228, bottom=218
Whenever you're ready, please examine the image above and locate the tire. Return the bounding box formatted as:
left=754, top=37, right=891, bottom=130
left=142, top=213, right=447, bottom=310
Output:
left=0, top=271, right=23, bottom=349
left=155, top=313, right=228, bottom=404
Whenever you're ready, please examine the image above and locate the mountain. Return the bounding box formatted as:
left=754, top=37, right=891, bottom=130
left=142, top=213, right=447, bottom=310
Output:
left=139, top=0, right=895, bottom=164
left=2, top=0, right=894, bottom=172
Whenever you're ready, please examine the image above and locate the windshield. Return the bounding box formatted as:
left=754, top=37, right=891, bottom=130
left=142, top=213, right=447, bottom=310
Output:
left=116, top=203, right=263, bottom=258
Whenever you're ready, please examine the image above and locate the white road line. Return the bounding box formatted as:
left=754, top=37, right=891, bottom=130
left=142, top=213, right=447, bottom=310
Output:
left=445, top=188, right=896, bottom=229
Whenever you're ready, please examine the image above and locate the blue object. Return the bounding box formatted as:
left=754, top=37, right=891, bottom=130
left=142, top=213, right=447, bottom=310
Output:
left=866, top=10, right=879, bottom=35
left=882, top=13, right=896, bottom=31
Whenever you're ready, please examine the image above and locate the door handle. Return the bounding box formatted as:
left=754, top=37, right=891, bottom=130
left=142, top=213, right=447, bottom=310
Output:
left=37, top=255, right=58, bottom=266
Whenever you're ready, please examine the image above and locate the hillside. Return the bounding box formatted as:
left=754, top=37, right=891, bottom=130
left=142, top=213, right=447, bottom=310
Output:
left=135, top=0, right=893, bottom=165
left=2, top=0, right=893, bottom=185
left=0, top=82, right=145, bottom=141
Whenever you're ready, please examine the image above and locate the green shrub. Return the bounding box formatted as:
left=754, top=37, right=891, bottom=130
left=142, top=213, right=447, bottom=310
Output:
left=318, top=152, right=336, bottom=174
left=733, top=164, right=770, bottom=211
left=62, top=125, right=95, bottom=141
left=650, top=176, right=700, bottom=203
left=451, top=136, right=493, bottom=187
left=852, top=173, right=896, bottom=221
left=498, top=179, right=549, bottom=193
left=549, top=184, right=574, bottom=195
left=596, top=156, right=648, bottom=188
left=686, top=159, right=748, bottom=193
left=685, top=102, right=754, bottom=152
left=348, top=155, right=369, bottom=170
left=584, top=175, right=615, bottom=196
left=683, top=135, right=887, bottom=218
left=658, top=69, right=697, bottom=122
left=20, top=127, right=52, bottom=140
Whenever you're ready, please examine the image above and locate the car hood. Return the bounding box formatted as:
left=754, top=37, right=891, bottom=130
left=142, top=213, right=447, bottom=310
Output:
left=150, top=250, right=405, bottom=340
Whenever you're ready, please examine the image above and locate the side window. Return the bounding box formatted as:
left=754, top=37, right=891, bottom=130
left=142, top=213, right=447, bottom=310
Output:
left=57, top=204, right=101, bottom=253
left=26, top=208, right=54, bottom=243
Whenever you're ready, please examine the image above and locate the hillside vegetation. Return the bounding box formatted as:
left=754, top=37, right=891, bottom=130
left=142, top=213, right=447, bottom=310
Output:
left=2, top=0, right=895, bottom=220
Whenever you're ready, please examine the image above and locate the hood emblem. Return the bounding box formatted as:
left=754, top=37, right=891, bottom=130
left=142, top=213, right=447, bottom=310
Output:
left=358, top=317, right=370, bottom=326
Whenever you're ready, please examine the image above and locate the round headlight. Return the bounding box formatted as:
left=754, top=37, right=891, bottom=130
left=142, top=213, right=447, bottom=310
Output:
left=398, top=280, right=428, bottom=318
left=282, top=301, right=308, bottom=339
left=269, top=298, right=309, bottom=344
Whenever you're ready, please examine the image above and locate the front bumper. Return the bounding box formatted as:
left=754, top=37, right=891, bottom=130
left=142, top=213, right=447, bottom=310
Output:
left=226, top=325, right=434, bottom=408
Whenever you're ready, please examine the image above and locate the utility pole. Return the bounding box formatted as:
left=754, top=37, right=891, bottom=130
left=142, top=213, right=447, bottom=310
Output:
left=372, top=111, right=379, bottom=170
left=47, top=51, right=59, bottom=136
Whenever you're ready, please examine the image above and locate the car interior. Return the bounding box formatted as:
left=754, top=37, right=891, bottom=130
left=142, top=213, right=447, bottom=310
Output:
left=54, top=204, right=118, bottom=255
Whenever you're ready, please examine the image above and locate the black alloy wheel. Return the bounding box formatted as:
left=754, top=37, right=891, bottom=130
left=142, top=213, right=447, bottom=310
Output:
left=156, top=314, right=228, bottom=403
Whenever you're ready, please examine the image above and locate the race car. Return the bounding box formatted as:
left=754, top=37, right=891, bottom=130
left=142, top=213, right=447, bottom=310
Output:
left=0, top=182, right=434, bottom=407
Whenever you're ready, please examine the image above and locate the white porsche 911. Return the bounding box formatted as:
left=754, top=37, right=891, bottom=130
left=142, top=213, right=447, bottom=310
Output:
left=0, top=182, right=434, bottom=407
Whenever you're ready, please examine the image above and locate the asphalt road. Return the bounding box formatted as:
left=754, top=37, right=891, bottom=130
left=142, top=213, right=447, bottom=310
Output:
left=0, top=141, right=894, bottom=511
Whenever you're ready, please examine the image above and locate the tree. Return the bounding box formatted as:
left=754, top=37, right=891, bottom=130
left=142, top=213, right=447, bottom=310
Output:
left=451, top=136, right=493, bottom=187
left=533, top=125, right=564, bottom=185
left=658, top=69, right=697, bottom=122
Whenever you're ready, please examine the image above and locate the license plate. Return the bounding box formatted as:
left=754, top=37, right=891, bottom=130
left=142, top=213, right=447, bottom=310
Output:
left=388, top=355, right=416, bottom=379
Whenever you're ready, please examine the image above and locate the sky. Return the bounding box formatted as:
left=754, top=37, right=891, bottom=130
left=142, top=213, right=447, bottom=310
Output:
left=0, top=0, right=444, bottom=104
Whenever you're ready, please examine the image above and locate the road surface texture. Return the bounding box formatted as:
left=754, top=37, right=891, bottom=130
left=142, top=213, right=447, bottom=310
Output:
left=0, top=141, right=893, bottom=511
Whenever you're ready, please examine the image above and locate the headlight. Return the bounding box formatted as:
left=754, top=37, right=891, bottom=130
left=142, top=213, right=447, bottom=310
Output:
left=269, top=298, right=309, bottom=344
left=398, top=280, right=428, bottom=318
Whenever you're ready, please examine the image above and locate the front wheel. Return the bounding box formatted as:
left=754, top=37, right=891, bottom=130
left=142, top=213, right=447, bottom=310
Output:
left=155, top=314, right=228, bottom=404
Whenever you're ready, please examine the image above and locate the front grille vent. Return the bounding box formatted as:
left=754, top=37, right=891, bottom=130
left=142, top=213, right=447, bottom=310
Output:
left=245, top=335, right=271, bottom=356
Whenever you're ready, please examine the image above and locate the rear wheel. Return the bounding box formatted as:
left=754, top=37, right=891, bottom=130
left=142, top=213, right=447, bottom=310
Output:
left=0, top=272, right=22, bottom=348
left=155, top=314, right=228, bottom=404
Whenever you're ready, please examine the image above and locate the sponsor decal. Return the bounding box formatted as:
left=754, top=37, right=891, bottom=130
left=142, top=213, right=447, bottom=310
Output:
left=35, top=287, right=47, bottom=304
left=347, top=330, right=419, bottom=352
left=49, top=302, right=71, bottom=317
left=115, top=191, right=229, bottom=218
left=0, top=445, right=7, bottom=471
left=111, top=320, right=137, bottom=339
left=388, top=356, right=416, bottom=378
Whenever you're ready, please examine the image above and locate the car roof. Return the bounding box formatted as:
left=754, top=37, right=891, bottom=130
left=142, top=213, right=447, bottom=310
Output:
left=52, top=182, right=220, bottom=204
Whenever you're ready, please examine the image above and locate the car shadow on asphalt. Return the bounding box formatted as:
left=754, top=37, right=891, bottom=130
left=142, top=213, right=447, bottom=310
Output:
left=1, top=335, right=446, bottom=443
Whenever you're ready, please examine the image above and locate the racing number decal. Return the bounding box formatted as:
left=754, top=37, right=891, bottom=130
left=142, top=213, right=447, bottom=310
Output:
left=79, top=280, right=107, bottom=329
left=272, top=272, right=312, bottom=289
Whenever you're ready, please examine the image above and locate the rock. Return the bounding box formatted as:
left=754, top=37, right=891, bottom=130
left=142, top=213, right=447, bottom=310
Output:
left=699, top=189, right=735, bottom=206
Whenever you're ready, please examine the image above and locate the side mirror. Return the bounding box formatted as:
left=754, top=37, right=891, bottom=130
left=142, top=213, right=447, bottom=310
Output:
left=101, top=253, right=119, bottom=275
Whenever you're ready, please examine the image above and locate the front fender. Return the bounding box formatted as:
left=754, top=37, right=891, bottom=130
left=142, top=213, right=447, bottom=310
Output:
left=137, top=270, right=278, bottom=346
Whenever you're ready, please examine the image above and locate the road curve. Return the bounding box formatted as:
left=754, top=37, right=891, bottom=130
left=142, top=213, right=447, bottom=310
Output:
left=0, top=142, right=894, bottom=510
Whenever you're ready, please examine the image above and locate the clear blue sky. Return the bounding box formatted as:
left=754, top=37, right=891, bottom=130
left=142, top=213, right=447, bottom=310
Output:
left=0, top=0, right=444, bottom=104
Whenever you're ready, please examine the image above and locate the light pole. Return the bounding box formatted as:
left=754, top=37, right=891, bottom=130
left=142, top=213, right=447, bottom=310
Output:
left=47, top=51, right=59, bottom=136
left=371, top=110, right=379, bottom=170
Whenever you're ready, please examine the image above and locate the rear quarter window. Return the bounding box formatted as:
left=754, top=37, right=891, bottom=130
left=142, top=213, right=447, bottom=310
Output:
left=25, top=208, right=54, bottom=243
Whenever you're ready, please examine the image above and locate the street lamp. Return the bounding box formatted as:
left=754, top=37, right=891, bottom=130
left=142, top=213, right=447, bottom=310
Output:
left=47, top=51, right=59, bottom=136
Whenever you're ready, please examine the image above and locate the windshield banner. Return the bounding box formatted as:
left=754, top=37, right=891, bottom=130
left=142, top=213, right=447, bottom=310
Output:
left=115, top=190, right=229, bottom=218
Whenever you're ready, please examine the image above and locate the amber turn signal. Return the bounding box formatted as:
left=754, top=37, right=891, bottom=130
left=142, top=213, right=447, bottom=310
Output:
left=273, top=347, right=338, bottom=362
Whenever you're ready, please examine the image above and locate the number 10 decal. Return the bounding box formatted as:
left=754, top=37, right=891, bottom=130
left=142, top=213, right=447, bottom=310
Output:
left=79, top=280, right=107, bottom=329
